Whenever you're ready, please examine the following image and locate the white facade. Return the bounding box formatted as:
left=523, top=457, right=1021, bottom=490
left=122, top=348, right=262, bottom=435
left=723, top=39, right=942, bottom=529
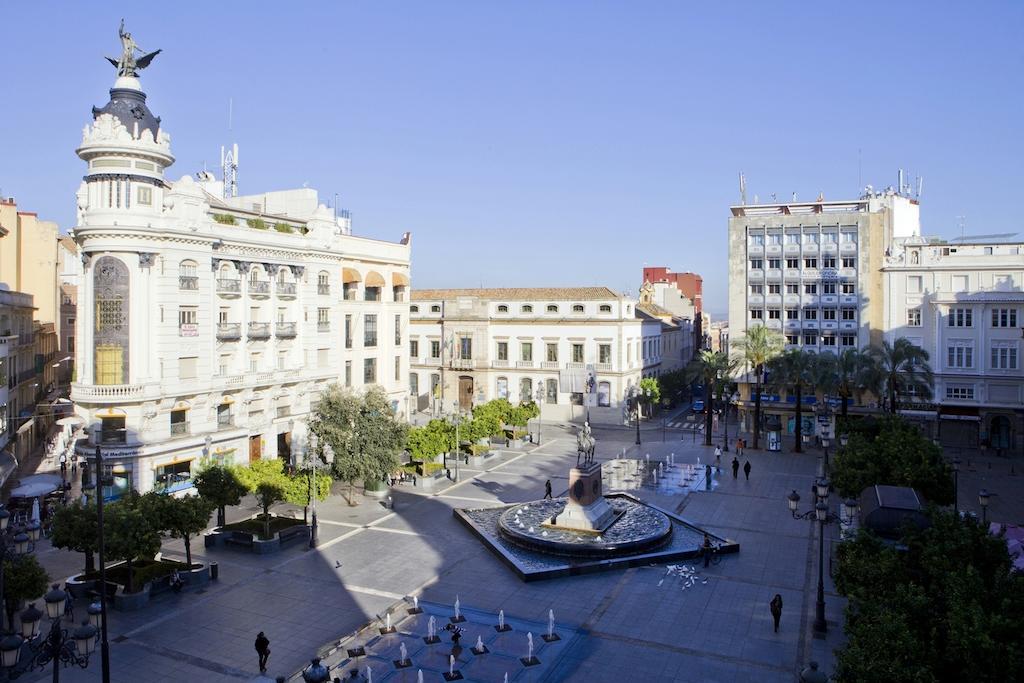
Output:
left=882, top=239, right=1024, bottom=452
left=71, top=72, right=411, bottom=497
left=409, top=288, right=643, bottom=423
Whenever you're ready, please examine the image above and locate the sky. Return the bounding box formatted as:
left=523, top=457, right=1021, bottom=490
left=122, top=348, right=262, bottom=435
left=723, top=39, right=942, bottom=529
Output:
left=2, top=2, right=1022, bottom=319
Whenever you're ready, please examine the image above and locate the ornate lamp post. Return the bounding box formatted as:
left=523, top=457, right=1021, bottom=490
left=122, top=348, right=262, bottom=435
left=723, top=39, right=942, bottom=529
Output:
left=90, top=436, right=111, bottom=683
left=310, top=436, right=327, bottom=550
left=0, top=585, right=98, bottom=681
left=787, top=482, right=858, bottom=635
left=534, top=385, right=544, bottom=446
left=951, top=458, right=961, bottom=516
left=301, top=657, right=330, bottom=683
left=978, top=489, right=990, bottom=526
left=450, top=404, right=462, bottom=483
left=0, top=508, right=40, bottom=634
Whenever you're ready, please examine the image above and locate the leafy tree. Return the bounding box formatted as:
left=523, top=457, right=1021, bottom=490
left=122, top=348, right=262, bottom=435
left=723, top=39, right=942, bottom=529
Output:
left=104, top=498, right=162, bottom=594
left=2, top=555, right=49, bottom=633
left=732, top=325, right=785, bottom=449
left=233, top=458, right=289, bottom=492
left=831, top=416, right=953, bottom=504
left=194, top=465, right=249, bottom=527
left=309, top=385, right=408, bottom=505
left=508, top=401, right=539, bottom=427
left=686, top=350, right=736, bottom=446
left=407, top=419, right=455, bottom=461
left=834, top=509, right=1024, bottom=682
left=766, top=349, right=817, bottom=452
left=472, top=399, right=512, bottom=434
left=832, top=348, right=873, bottom=417
left=144, top=494, right=215, bottom=569
left=283, top=466, right=332, bottom=524
left=658, top=369, right=689, bottom=405
left=867, top=338, right=934, bottom=414
left=639, top=378, right=661, bottom=412
left=50, top=499, right=98, bottom=574
left=253, top=482, right=286, bottom=539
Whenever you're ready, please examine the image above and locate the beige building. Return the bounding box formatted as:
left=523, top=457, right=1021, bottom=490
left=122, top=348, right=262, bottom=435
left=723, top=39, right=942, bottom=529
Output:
left=0, top=199, right=59, bottom=327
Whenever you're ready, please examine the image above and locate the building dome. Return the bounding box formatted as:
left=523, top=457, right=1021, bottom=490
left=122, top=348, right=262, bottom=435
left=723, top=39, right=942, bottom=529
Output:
left=91, top=86, right=161, bottom=141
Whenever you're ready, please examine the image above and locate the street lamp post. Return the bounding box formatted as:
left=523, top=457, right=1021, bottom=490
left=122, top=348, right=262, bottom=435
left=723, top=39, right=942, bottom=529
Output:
left=310, top=437, right=327, bottom=550
left=0, top=585, right=98, bottom=682
left=722, top=394, right=730, bottom=453
left=951, top=457, right=961, bottom=517
left=978, top=489, right=990, bottom=526
left=0, top=509, right=39, bottom=634
left=450, top=405, right=462, bottom=483
left=534, top=385, right=544, bottom=446
left=787, top=482, right=859, bottom=635
left=92, top=442, right=111, bottom=683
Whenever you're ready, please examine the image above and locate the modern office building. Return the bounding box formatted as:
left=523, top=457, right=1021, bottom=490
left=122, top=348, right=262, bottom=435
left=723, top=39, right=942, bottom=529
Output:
left=70, top=57, right=411, bottom=497
left=409, top=288, right=646, bottom=424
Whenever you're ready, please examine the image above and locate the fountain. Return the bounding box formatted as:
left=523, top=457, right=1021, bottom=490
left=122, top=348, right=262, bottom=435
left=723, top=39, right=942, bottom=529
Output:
left=380, top=612, right=395, bottom=635
left=542, top=608, right=560, bottom=642
left=394, top=641, right=412, bottom=668
left=366, top=666, right=372, bottom=683
left=424, top=615, right=440, bottom=644
left=443, top=653, right=463, bottom=681
left=472, top=634, right=488, bottom=655
left=521, top=632, right=539, bottom=666
left=451, top=596, right=465, bottom=623
left=409, top=595, right=422, bottom=615
left=495, top=609, right=510, bottom=632
left=417, top=670, right=423, bottom=683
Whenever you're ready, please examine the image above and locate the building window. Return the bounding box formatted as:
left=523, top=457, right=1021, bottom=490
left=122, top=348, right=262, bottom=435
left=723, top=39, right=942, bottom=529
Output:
left=841, top=308, right=856, bottom=321
left=572, top=304, right=584, bottom=313
left=572, top=343, right=584, bottom=363
left=546, top=304, right=558, bottom=313
left=521, top=305, right=533, bottom=313
left=785, top=233, right=800, bottom=244
left=410, top=373, right=419, bottom=397
left=137, top=186, right=152, bottom=205
left=991, top=343, right=1019, bottom=370
left=520, top=377, right=532, bottom=401
left=545, top=343, right=558, bottom=362
left=410, top=305, right=419, bottom=313
left=497, top=342, right=508, bottom=361
left=395, top=356, right=401, bottom=381
left=345, top=315, right=352, bottom=349
left=948, top=308, right=973, bottom=327
left=249, top=353, right=260, bottom=372
left=345, top=361, right=352, bottom=387
left=93, top=256, right=129, bottom=385
left=822, top=309, right=836, bottom=321
left=545, top=378, right=558, bottom=404
left=768, top=284, right=781, bottom=294
left=822, top=256, right=836, bottom=268
left=804, top=284, right=817, bottom=295
left=364, top=286, right=381, bottom=302
left=803, top=334, right=817, bottom=345
left=786, top=309, right=799, bottom=320
left=840, top=232, right=856, bottom=243
left=842, top=257, right=856, bottom=268
left=179, top=356, right=197, bottom=379
left=521, top=342, right=533, bottom=362
left=768, top=309, right=781, bottom=320
left=786, top=258, right=799, bottom=269
left=750, top=284, right=764, bottom=295
left=317, top=348, right=329, bottom=368
left=430, top=305, right=441, bottom=313
left=907, top=308, right=922, bottom=326
left=786, top=334, right=799, bottom=345
left=218, top=354, right=230, bottom=375
left=841, top=283, right=856, bottom=295
left=100, top=416, right=126, bottom=444
left=178, top=260, right=198, bottom=290
left=908, top=276, right=923, bottom=293
left=803, top=308, right=817, bottom=320
left=317, top=307, right=330, bottom=331
left=804, top=258, right=817, bottom=269
left=822, top=336, right=836, bottom=347
left=496, top=377, right=508, bottom=399
left=821, top=283, right=836, bottom=295
left=750, top=259, right=763, bottom=269
left=364, top=314, right=378, bottom=347
left=768, top=259, right=781, bottom=269
left=170, top=408, right=189, bottom=436
left=992, top=308, right=1018, bottom=327
left=217, top=403, right=232, bottom=427
left=946, top=385, right=975, bottom=400
left=497, top=304, right=508, bottom=313
left=786, top=284, right=799, bottom=294
left=459, top=336, right=472, bottom=359
left=364, top=358, right=377, bottom=384
left=410, top=340, right=419, bottom=358
left=749, top=234, right=764, bottom=246
left=947, top=342, right=974, bottom=368
left=178, top=307, right=198, bottom=336
left=599, top=344, right=611, bottom=364
left=430, top=340, right=441, bottom=359
left=598, top=381, right=611, bottom=407
left=841, top=335, right=856, bottom=347
left=750, top=309, right=763, bottom=320
left=395, top=314, right=402, bottom=345
left=599, top=304, right=612, bottom=313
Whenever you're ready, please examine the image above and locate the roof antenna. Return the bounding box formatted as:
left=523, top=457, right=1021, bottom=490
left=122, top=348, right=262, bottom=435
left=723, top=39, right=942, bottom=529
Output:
left=739, top=172, right=747, bottom=205
left=957, top=215, right=967, bottom=239
left=221, top=98, right=238, bottom=198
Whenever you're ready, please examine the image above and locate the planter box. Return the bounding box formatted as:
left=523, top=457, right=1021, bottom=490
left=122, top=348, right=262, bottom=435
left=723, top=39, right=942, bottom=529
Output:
left=65, top=574, right=99, bottom=599
left=207, top=518, right=309, bottom=555
left=364, top=479, right=389, bottom=499
left=412, top=470, right=449, bottom=492
left=113, top=587, right=147, bottom=611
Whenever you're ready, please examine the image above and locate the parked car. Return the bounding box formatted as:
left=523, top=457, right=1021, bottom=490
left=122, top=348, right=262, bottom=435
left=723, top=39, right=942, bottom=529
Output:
left=692, top=400, right=705, bottom=413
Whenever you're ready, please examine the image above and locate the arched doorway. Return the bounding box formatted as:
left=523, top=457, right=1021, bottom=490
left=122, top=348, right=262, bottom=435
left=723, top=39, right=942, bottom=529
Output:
left=990, top=415, right=1012, bottom=450
left=458, top=376, right=474, bottom=412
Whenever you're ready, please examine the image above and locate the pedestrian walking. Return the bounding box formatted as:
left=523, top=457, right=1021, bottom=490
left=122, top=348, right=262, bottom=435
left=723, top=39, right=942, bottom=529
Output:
left=544, top=479, right=553, bottom=500
left=59, top=453, right=67, bottom=478
left=255, top=631, right=270, bottom=672
left=735, top=438, right=743, bottom=457
left=743, top=460, right=751, bottom=480
left=702, top=532, right=713, bottom=568
left=731, top=457, right=739, bottom=479
left=714, top=445, right=722, bottom=465
left=63, top=588, right=74, bottom=621
left=770, top=594, right=783, bottom=633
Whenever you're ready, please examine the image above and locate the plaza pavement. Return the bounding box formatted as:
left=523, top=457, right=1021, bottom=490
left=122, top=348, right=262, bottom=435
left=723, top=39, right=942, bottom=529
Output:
left=25, top=422, right=855, bottom=682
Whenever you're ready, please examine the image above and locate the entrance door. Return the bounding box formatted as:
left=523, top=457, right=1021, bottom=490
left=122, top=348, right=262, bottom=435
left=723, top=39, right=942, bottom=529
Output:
left=990, top=416, right=1011, bottom=450
left=459, top=376, right=473, bottom=412
left=277, top=432, right=292, bottom=466
left=249, top=435, right=262, bottom=463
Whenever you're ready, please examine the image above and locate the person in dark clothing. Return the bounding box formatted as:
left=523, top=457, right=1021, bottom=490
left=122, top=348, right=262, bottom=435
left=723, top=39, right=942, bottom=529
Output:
left=702, top=533, right=713, bottom=568
left=544, top=480, right=553, bottom=500
left=770, top=594, right=783, bottom=632
left=731, top=457, right=739, bottom=479
left=743, top=460, right=752, bottom=480
left=255, top=632, right=270, bottom=672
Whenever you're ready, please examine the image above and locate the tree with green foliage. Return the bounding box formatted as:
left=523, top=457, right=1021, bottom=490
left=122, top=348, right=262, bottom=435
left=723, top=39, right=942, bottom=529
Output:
left=2, top=554, right=49, bottom=632
left=254, top=482, right=286, bottom=539
left=834, top=509, right=1024, bottom=682
left=233, top=458, right=289, bottom=492
left=407, top=419, right=455, bottom=461
left=283, top=466, right=332, bottom=525
left=143, top=494, right=215, bottom=570
left=830, top=348, right=873, bottom=417
left=657, top=369, right=689, bottom=406
left=309, top=384, right=407, bottom=505
left=732, top=325, right=785, bottom=449
left=472, top=399, right=512, bottom=435
left=867, top=338, right=934, bottom=414
left=508, top=401, right=538, bottom=427
left=104, top=498, right=162, bottom=594
left=766, top=349, right=818, bottom=452
left=49, top=499, right=98, bottom=574
left=831, top=415, right=953, bottom=504
left=194, top=464, right=249, bottom=528
left=686, top=350, right=736, bottom=446
left=639, top=377, right=661, bottom=414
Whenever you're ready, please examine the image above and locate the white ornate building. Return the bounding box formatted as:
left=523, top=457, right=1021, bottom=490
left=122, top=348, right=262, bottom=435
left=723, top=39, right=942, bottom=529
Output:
left=409, top=288, right=646, bottom=424
left=71, top=67, right=410, bottom=497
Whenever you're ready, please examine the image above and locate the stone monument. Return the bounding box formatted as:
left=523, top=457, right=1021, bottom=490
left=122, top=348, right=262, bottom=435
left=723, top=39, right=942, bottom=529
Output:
left=545, top=463, right=620, bottom=532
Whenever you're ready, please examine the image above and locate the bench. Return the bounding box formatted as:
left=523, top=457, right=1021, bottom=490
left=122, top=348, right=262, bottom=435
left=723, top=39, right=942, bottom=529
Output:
left=224, top=531, right=255, bottom=548
left=278, top=525, right=307, bottom=546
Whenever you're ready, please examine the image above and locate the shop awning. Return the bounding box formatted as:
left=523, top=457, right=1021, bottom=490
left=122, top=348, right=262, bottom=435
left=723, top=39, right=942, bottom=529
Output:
left=365, top=271, right=385, bottom=287
left=342, top=268, right=362, bottom=283
left=392, top=272, right=410, bottom=287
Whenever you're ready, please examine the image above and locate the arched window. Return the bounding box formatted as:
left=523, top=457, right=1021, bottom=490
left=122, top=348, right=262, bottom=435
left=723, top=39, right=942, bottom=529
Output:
left=430, top=305, right=441, bottom=313
left=572, top=304, right=584, bottom=313
left=317, top=271, right=330, bottom=295
left=93, top=256, right=130, bottom=385
left=497, top=304, right=509, bottom=313
left=409, top=372, right=419, bottom=397
left=277, top=268, right=288, bottom=284
left=599, top=304, right=612, bottom=313
left=545, top=378, right=558, bottom=404
left=496, top=377, right=508, bottom=399
left=521, top=304, right=533, bottom=314
left=249, top=267, right=261, bottom=284
left=520, top=378, right=532, bottom=402
left=546, top=304, right=558, bottom=313
left=598, top=381, right=611, bottom=407
left=410, top=305, right=420, bottom=313
left=178, top=260, right=198, bottom=290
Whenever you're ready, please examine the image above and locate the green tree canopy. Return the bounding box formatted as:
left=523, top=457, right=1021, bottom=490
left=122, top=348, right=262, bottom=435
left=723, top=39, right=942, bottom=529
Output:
left=50, top=499, right=98, bottom=574
left=407, top=419, right=455, bottom=461
left=254, top=482, right=286, bottom=539
left=868, top=338, right=934, bottom=414
left=834, top=509, right=1024, bottom=682
left=2, top=554, right=49, bottom=632
left=283, top=468, right=332, bottom=509
left=831, top=416, right=953, bottom=504
left=686, top=350, right=736, bottom=446
left=194, top=464, right=249, bottom=527
left=104, top=497, right=162, bottom=593
left=309, top=384, right=408, bottom=504
left=732, top=325, right=784, bottom=449
left=639, top=377, right=661, bottom=408
left=142, top=494, right=214, bottom=569
left=766, top=348, right=818, bottom=452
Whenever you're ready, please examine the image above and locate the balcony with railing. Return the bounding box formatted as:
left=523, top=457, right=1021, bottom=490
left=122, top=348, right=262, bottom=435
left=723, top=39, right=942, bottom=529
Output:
left=276, top=282, right=297, bottom=298
left=249, top=280, right=270, bottom=297
left=170, top=421, right=189, bottom=437
left=748, top=294, right=764, bottom=306
left=840, top=241, right=858, bottom=253
left=318, top=321, right=330, bottom=333
left=596, top=362, right=613, bottom=371
left=839, top=294, right=858, bottom=305
left=179, top=276, right=199, bottom=291
left=765, top=294, right=782, bottom=306
left=492, top=360, right=510, bottom=368
left=516, top=360, right=535, bottom=369
left=217, top=279, right=241, bottom=296
left=450, top=358, right=476, bottom=370
left=248, top=322, right=271, bottom=340
left=276, top=322, right=297, bottom=338
left=216, top=323, right=241, bottom=341
left=317, top=284, right=330, bottom=296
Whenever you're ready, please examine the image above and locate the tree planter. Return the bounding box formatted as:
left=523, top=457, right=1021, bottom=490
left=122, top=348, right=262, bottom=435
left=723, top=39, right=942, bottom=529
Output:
left=64, top=575, right=99, bottom=599
left=412, top=470, right=449, bottom=492
left=206, top=517, right=310, bottom=554
left=363, top=478, right=388, bottom=499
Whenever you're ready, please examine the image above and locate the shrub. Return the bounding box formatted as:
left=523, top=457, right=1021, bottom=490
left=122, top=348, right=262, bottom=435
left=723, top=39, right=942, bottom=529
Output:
left=212, top=213, right=236, bottom=225
left=274, top=222, right=292, bottom=233
left=246, top=218, right=268, bottom=230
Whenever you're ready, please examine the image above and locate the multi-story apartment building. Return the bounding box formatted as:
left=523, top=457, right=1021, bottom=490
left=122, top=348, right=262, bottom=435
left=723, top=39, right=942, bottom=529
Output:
left=70, top=59, right=410, bottom=498
left=883, top=238, right=1024, bottom=453
left=409, top=288, right=644, bottom=424
left=640, top=267, right=703, bottom=352
left=0, top=289, right=39, bottom=465
left=727, top=189, right=919, bottom=434
left=636, top=302, right=692, bottom=376
left=57, top=236, right=81, bottom=386
left=0, top=199, right=59, bottom=328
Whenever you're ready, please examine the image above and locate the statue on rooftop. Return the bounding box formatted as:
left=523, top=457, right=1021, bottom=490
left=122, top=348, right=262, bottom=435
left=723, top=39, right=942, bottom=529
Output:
left=106, top=19, right=161, bottom=77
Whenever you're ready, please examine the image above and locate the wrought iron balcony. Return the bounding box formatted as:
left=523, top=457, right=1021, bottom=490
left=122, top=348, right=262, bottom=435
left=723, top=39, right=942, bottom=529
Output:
left=277, top=282, right=297, bottom=297
left=217, top=278, right=241, bottom=295
left=179, top=276, right=199, bottom=291
left=276, top=322, right=297, bottom=338
left=216, top=323, right=241, bottom=340
left=249, top=281, right=270, bottom=296
left=248, top=322, right=271, bottom=340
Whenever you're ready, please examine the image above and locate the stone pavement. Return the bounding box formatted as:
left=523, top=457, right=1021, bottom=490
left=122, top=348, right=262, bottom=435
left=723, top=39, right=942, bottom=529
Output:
left=23, top=425, right=853, bottom=682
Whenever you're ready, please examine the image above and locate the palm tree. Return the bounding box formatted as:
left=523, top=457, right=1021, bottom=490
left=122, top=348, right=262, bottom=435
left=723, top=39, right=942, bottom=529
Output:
left=832, top=348, right=870, bottom=417
left=686, top=350, right=736, bottom=447
left=868, top=338, right=934, bottom=414
left=767, top=349, right=816, bottom=453
left=732, top=326, right=785, bottom=450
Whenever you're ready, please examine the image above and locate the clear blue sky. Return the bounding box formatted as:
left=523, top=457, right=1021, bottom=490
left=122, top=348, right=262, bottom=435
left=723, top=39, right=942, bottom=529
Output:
left=2, top=2, right=1022, bottom=318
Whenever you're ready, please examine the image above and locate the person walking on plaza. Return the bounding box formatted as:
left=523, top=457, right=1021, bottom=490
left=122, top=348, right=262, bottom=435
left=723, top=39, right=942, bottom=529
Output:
left=714, top=445, right=722, bottom=466
left=736, top=438, right=743, bottom=457
left=743, top=460, right=752, bottom=480
left=702, top=532, right=713, bottom=568
left=255, top=631, right=271, bottom=673
left=544, top=480, right=553, bottom=500
left=770, top=594, right=783, bottom=633
left=731, top=457, right=739, bottom=479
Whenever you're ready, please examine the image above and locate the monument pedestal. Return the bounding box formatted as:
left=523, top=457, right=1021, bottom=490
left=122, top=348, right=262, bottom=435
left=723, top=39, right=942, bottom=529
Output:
left=545, top=464, right=620, bottom=532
